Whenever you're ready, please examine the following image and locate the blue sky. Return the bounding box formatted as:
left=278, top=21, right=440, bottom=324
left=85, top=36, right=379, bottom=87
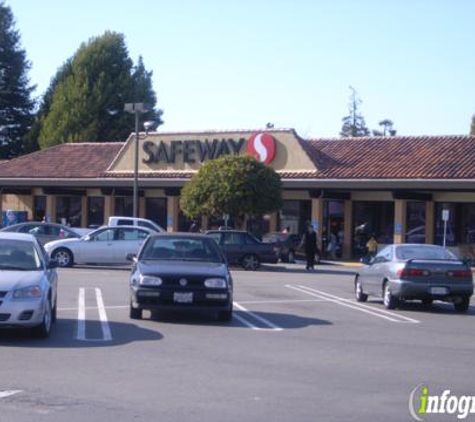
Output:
left=7, top=0, right=475, bottom=138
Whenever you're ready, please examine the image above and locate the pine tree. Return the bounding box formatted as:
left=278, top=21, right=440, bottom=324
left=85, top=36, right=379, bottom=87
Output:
left=470, top=115, right=475, bottom=136
left=0, top=2, right=35, bottom=158
left=372, top=119, right=397, bottom=136
left=38, top=31, right=163, bottom=149
left=340, top=87, right=370, bottom=137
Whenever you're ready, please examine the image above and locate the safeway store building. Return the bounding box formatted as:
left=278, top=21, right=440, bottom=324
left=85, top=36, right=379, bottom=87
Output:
left=0, top=128, right=474, bottom=259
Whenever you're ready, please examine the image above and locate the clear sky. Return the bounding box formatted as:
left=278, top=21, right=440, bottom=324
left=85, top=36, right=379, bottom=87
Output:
left=6, top=0, right=475, bottom=139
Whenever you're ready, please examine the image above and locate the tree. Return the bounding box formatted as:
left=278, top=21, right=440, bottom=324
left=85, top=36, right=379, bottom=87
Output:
left=38, top=31, right=163, bottom=149
left=340, top=87, right=370, bottom=137
left=180, top=155, right=283, bottom=228
left=372, top=119, right=397, bottom=136
left=0, top=2, right=35, bottom=158
left=470, top=115, right=475, bottom=136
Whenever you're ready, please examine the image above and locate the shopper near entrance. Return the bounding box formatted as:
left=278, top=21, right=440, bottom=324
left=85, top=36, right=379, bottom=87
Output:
left=300, top=222, right=319, bottom=271
left=188, top=219, right=200, bottom=233
left=366, top=234, right=378, bottom=260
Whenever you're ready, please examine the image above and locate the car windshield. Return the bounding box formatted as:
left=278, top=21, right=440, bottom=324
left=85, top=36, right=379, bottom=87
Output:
left=140, top=237, right=223, bottom=263
left=0, top=239, right=42, bottom=270
left=395, top=245, right=458, bottom=261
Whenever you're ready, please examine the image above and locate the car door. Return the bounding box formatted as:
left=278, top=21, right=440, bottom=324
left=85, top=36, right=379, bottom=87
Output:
left=364, top=246, right=392, bottom=295
left=222, top=232, right=246, bottom=264
left=110, top=228, right=149, bottom=264
left=76, top=228, right=115, bottom=264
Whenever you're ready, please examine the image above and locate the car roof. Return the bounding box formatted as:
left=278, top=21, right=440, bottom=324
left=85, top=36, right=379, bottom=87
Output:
left=149, top=232, right=211, bottom=239
left=206, top=230, right=247, bottom=233
left=97, top=225, right=156, bottom=232
left=0, top=232, right=37, bottom=242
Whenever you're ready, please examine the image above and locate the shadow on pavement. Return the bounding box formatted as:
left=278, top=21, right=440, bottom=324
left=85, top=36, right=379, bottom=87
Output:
left=0, top=318, right=163, bottom=348
left=149, top=309, right=332, bottom=329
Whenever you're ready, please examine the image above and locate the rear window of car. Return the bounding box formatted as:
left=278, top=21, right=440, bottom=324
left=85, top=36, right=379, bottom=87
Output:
left=395, top=245, right=457, bottom=261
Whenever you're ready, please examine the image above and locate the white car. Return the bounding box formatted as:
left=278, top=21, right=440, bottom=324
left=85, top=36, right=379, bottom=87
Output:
left=44, top=225, right=155, bottom=267
left=0, top=232, right=58, bottom=337
left=107, top=216, right=165, bottom=232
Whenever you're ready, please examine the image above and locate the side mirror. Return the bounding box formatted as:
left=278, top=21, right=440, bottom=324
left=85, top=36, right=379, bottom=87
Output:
left=126, top=253, right=137, bottom=262
left=47, top=259, right=59, bottom=269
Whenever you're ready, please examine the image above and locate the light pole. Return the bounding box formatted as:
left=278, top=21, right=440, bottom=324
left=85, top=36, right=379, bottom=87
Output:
left=124, top=103, right=149, bottom=218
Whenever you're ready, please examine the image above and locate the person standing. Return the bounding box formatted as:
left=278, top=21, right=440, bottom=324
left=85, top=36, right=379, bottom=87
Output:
left=300, top=222, right=318, bottom=271
left=189, top=219, right=200, bottom=233
left=366, top=234, right=378, bottom=261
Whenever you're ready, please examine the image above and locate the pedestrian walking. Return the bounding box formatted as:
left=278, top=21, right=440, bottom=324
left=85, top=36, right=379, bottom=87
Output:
left=300, top=222, right=319, bottom=271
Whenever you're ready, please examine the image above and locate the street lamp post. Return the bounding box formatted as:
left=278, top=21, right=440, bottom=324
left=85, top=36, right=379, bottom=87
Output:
left=124, top=103, right=149, bottom=218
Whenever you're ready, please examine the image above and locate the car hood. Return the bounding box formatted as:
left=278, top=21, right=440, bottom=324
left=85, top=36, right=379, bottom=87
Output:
left=0, top=270, right=43, bottom=291
left=137, top=260, right=228, bottom=277
left=44, top=238, right=81, bottom=251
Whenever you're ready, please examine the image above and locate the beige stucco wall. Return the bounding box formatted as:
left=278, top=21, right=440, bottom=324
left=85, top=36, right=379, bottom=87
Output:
left=2, top=194, right=34, bottom=219
left=108, top=130, right=317, bottom=173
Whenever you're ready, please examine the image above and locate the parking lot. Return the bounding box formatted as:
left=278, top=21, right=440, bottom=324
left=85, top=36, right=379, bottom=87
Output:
left=0, top=264, right=474, bottom=422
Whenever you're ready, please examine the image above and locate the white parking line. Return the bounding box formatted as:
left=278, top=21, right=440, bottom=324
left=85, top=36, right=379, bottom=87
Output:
left=233, top=301, right=283, bottom=331
left=238, top=299, right=327, bottom=305
left=76, top=288, right=113, bottom=341
left=286, top=285, right=420, bottom=324
left=0, top=390, right=22, bottom=399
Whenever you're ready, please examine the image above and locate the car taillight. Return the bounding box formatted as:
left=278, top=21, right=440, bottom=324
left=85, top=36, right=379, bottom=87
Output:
left=446, top=270, right=472, bottom=278
left=397, top=268, right=431, bottom=278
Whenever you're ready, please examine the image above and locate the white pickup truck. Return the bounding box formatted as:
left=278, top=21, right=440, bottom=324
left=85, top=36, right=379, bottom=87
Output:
left=107, top=216, right=165, bottom=232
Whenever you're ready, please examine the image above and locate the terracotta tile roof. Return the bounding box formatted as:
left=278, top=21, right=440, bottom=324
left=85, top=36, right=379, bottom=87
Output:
left=0, top=143, right=123, bottom=178
left=0, top=134, right=474, bottom=181
left=304, top=135, right=475, bottom=179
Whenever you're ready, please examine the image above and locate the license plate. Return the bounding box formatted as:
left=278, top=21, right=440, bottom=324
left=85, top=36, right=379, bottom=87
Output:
left=174, top=292, right=193, bottom=303
left=430, top=287, right=449, bottom=295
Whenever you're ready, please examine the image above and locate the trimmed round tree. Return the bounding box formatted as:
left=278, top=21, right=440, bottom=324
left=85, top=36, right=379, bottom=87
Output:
left=180, top=154, right=282, bottom=228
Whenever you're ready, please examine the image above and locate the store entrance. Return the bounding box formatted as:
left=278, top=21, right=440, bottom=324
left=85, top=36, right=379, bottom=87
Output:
left=322, top=200, right=344, bottom=259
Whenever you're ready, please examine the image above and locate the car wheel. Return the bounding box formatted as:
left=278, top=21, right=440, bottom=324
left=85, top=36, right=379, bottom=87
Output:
left=421, top=298, right=433, bottom=307
left=383, top=282, right=398, bottom=310
left=241, top=254, right=260, bottom=271
left=130, top=303, right=143, bottom=320
left=454, top=296, right=470, bottom=313
left=218, top=309, right=233, bottom=322
left=287, top=249, right=296, bottom=264
left=32, top=298, right=52, bottom=338
left=53, top=248, right=73, bottom=268
left=355, top=276, right=368, bottom=302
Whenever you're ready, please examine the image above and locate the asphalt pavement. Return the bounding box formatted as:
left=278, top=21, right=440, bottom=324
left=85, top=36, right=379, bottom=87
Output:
left=0, top=263, right=473, bottom=422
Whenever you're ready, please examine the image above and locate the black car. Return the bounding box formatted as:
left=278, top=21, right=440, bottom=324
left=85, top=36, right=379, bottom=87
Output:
left=128, top=233, right=233, bottom=321
left=206, top=230, right=278, bottom=271
left=262, top=232, right=302, bottom=263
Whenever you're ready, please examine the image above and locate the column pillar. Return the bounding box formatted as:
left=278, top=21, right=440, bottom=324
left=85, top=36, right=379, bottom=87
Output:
left=394, top=199, right=407, bottom=244
left=343, top=200, right=353, bottom=259
left=139, top=197, right=146, bottom=219
left=311, top=198, right=323, bottom=252
left=425, top=201, right=434, bottom=244
left=81, top=196, right=87, bottom=227
left=166, top=196, right=180, bottom=232
left=201, top=215, right=209, bottom=231
left=46, top=195, right=56, bottom=223
left=104, top=196, right=113, bottom=223
left=268, top=212, right=278, bottom=233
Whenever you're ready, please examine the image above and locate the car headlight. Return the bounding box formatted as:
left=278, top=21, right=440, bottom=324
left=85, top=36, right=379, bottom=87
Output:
left=204, top=278, right=227, bottom=289
left=12, top=285, right=43, bottom=299
left=139, top=275, right=163, bottom=286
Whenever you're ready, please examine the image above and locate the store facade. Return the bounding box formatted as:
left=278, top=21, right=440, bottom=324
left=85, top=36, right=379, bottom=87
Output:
left=0, top=129, right=474, bottom=259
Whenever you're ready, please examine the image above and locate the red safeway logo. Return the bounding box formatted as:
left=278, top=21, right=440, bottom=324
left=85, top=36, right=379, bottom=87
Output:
left=246, top=133, right=276, bottom=165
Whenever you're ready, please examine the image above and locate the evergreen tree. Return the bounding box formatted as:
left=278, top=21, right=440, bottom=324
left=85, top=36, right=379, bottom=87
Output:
left=0, top=2, right=35, bottom=158
left=340, top=87, right=370, bottom=137
left=38, top=31, right=163, bottom=149
left=470, top=115, right=475, bottom=136
left=372, top=119, right=397, bottom=136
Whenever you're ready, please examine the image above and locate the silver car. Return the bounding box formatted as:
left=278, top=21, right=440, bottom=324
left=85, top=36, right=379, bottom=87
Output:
left=44, top=225, right=154, bottom=267
left=0, top=232, right=58, bottom=337
left=1, top=222, right=83, bottom=245
left=355, top=244, right=473, bottom=312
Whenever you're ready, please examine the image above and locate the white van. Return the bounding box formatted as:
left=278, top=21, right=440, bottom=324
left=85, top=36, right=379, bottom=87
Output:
left=107, top=216, right=165, bottom=232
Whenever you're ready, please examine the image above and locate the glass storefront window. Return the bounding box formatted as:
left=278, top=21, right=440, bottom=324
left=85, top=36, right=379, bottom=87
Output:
left=435, top=203, right=457, bottom=246
left=56, top=196, right=82, bottom=227
left=114, top=197, right=133, bottom=217
left=278, top=200, right=311, bottom=235
left=435, top=203, right=475, bottom=248
left=87, top=197, right=104, bottom=228
left=33, top=196, right=46, bottom=221
left=353, top=202, right=394, bottom=256
left=145, top=198, right=167, bottom=229
left=323, top=200, right=344, bottom=258
left=406, top=202, right=426, bottom=244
